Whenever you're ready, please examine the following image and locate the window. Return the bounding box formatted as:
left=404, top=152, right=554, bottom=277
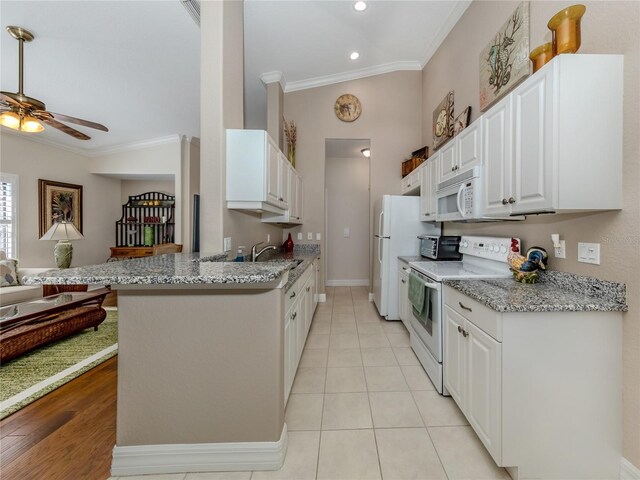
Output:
left=0, top=173, right=18, bottom=258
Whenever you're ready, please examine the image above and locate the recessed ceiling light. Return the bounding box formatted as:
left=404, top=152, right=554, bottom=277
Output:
left=350, top=51, right=360, bottom=60
left=353, top=1, right=367, bottom=12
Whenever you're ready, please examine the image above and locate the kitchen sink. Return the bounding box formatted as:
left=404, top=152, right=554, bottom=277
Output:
left=259, top=259, right=304, bottom=270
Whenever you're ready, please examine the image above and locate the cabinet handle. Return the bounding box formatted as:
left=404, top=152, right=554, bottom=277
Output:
left=508, top=197, right=515, bottom=204
left=457, top=325, right=463, bottom=334
left=455, top=165, right=459, bottom=170
left=290, top=291, right=296, bottom=298
left=459, top=302, right=472, bottom=312
left=292, top=312, right=297, bottom=320
left=401, top=279, right=406, bottom=284
left=462, top=329, right=469, bottom=338
left=501, top=198, right=508, bottom=205
left=306, top=286, right=311, bottom=292
left=279, top=197, right=284, bottom=201
left=451, top=167, right=455, bottom=172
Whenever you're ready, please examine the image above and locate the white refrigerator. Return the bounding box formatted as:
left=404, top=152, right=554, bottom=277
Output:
left=373, top=195, right=441, bottom=320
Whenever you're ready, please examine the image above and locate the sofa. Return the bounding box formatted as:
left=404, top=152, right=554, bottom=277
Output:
left=0, top=266, right=51, bottom=307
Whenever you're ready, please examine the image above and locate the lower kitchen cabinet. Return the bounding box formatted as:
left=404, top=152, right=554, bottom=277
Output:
left=443, top=285, right=623, bottom=479
left=397, top=260, right=410, bottom=329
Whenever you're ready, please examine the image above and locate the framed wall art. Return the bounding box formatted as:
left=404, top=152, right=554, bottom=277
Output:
left=453, top=107, right=472, bottom=136
left=39, top=179, right=83, bottom=237
left=479, top=1, right=530, bottom=111
left=432, top=91, right=454, bottom=150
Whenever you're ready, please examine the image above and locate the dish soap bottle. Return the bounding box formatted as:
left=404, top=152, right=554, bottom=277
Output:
left=234, top=246, right=245, bottom=262
left=283, top=233, right=294, bottom=253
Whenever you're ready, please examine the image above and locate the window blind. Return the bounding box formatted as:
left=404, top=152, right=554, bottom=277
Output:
left=0, top=174, right=17, bottom=258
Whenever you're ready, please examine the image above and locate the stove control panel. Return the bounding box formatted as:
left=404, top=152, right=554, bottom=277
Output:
left=458, top=236, right=520, bottom=263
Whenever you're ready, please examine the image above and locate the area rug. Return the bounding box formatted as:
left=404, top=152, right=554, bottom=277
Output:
left=0, top=308, right=118, bottom=419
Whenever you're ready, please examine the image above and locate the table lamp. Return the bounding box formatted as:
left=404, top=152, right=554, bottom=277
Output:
left=40, top=221, right=84, bottom=268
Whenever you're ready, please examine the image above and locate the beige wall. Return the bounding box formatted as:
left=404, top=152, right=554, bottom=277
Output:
left=120, top=179, right=174, bottom=205
left=0, top=134, right=121, bottom=267
left=283, top=71, right=423, bottom=292
left=325, top=156, right=370, bottom=285
left=421, top=0, right=640, bottom=466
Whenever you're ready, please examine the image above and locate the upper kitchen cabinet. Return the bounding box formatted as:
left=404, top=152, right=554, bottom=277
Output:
left=401, top=166, right=421, bottom=195
left=485, top=54, right=623, bottom=216
left=420, top=159, right=437, bottom=222
left=227, top=129, right=303, bottom=224
left=436, top=118, right=482, bottom=185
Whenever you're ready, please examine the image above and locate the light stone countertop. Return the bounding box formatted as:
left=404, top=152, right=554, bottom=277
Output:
left=444, top=271, right=627, bottom=313
left=23, top=244, right=321, bottom=291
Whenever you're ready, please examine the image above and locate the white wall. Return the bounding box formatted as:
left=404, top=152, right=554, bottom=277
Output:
left=325, top=156, right=370, bottom=286
left=0, top=133, right=121, bottom=267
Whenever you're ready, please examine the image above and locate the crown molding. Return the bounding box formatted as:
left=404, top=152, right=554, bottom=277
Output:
left=284, top=61, right=422, bottom=93
left=420, top=0, right=472, bottom=69
left=260, top=71, right=286, bottom=90
left=0, top=129, right=92, bottom=157
left=89, top=135, right=183, bottom=157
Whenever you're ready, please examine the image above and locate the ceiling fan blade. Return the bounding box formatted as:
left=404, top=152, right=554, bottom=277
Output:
left=47, top=111, right=108, bottom=132
left=37, top=115, right=91, bottom=140
left=0, top=92, right=21, bottom=108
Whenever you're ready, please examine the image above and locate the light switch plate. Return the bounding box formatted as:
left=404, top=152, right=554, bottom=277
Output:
left=316, top=233, right=321, bottom=240
left=297, top=232, right=302, bottom=241
left=343, top=227, right=350, bottom=238
left=267, top=234, right=271, bottom=243
left=223, top=237, right=232, bottom=252
left=578, top=242, right=600, bottom=265
left=307, top=232, right=313, bottom=240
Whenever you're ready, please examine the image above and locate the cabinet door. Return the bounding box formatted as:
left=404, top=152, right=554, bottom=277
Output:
left=444, top=305, right=466, bottom=407
left=398, top=268, right=409, bottom=327
left=437, top=141, right=457, bottom=184
left=296, top=175, right=304, bottom=223
left=295, top=299, right=306, bottom=368
left=289, top=171, right=298, bottom=220
left=313, top=260, right=319, bottom=312
left=457, top=119, right=482, bottom=172
left=266, top=139, right=280, bottom=206
left=465, top=320, right=502, bottom=464
left=419, top=164, right=430, bottom=219
left=305, top=280, right=313, bottom=335
left=512, top=68, right=554, bottom=213
left=483, top=96, right=512, bottom=216
left=284, top=313, right=293, bottom=404
left=279, top=155, right=290, bottom=208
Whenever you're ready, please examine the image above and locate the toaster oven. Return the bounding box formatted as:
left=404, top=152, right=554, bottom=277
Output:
left=418, top=235, right=462, bottom=260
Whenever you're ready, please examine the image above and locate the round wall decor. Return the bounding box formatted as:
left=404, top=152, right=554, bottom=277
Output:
left=334, top=94, right=362, bottom=122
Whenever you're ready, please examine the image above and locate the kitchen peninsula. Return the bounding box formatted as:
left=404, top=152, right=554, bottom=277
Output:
left=24, top=246, right=321, bottom=476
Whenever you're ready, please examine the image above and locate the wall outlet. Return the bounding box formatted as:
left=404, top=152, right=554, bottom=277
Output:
left=307, top=232, right=313, bottom=240
left=343, top=227, right=350, bottom=238
left=578, top=242, right=600, bottom=265
left=297, top=232, right=302, bottom=241
left=316, top=233, right=321, bottom=240
left=267, top=234, right=271, bottom=243
left=554, top=240, right=566, bottom=259
left=223, top=237, right=232, bottom=252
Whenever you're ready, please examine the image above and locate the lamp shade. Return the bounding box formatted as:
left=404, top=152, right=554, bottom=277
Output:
left=40, top=221, right=84, bottom=241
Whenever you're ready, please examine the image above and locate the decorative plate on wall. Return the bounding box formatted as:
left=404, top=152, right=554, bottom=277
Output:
left=334, top=94, right=362, bottom=122
left=479, top=1, right=530, bottom=111
left=432, top=91, right=454, bottom=150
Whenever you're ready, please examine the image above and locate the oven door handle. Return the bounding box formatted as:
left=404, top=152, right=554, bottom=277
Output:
left=422, top=281, right=440, bottom=290
left=456, top=183, right=466, bottom=218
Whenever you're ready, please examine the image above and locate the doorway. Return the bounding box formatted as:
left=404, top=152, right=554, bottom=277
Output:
left=324, top=139, right=371, bottom=287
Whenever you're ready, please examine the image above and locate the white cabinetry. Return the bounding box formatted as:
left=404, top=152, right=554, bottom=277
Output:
left=436, top=140, right=457, bottom=184
left=397, top=260, right=411, bottom=329
left=483, top=54, right=623, bottom=216
left=437, top=118, right=482, bottom=185
left=419, top=159, right=437, bottom=221
left=284, top=262, right=316, bottom=404
left=443, top=285, right=623, bottom=479
left=401, top=168, right=421, bottom=195
left=263, top=167, right=303, bottom=225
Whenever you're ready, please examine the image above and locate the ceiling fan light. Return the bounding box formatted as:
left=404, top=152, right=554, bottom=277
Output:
left=0, top=111, right=21, bottom=130
left=21, top=115, right=44, bottom=132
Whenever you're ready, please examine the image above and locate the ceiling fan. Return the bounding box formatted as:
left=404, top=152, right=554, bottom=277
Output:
left=0, top=26, right=108, bottom=140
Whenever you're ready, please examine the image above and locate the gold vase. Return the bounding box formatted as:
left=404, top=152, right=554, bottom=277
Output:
left=548, top=4, right=586, bottom=55
left=529, top=43, right=554, bottom=73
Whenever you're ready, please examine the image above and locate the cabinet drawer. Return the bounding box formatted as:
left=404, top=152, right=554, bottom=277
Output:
left=284, top=263, right=312, bottom=312
left=444, top=286, right=502, bottom=341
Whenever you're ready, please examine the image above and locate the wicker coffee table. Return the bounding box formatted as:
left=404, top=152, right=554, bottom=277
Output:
left=0, top=288, right=110, bottom=363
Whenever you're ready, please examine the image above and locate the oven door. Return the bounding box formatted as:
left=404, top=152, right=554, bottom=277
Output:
left=407, top=273, right=442, bottom=363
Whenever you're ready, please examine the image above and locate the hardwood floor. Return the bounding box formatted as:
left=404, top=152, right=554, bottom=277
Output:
left=0, top=357, right=117, bottom=480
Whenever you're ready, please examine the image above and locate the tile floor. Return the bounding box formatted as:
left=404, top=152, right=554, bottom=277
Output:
left=108, top=287, right=509, bottom=480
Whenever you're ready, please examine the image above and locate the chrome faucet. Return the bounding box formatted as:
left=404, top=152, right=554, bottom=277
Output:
left=251, top=242, right=278, bottom=262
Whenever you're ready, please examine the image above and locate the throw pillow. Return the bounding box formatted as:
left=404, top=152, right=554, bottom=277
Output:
left=0, top=259, right=19, bottom=287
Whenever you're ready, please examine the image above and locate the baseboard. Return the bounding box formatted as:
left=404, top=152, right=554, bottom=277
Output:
left=621, top=458, right=640, bottom=479
left=326, top=279, right=369, bottom=287
left=317, top=293, right=326, bottom=303
left=111, top=424, right=287, bottom=476
left=368, top=293, right=374, bottom=302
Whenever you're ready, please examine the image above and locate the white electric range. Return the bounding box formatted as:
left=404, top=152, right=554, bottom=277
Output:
left=406, top=236, right=519, bottom=395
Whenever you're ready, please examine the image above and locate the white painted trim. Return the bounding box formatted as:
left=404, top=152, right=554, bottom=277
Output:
left=621, top=458, right=640, bottom=479
left=260, top=71, right=286, bottom=90
left=111, top=424, right=288, bottom=476
left=284, top=61, right=421, bottom=93
left=420, top=0, right=472, bottom=69
left=326, top=279, right=369, bottom=287
left=317, top=293, right=327, bottom=303
left=0, top=343, right=118, bottom=413
left=89, top=134, right=183, bottom=157
left=368, top=293, right=374, bottom=302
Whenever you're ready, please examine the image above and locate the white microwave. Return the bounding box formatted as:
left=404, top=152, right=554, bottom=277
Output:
left=436, top=167, right=484, bottom=222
